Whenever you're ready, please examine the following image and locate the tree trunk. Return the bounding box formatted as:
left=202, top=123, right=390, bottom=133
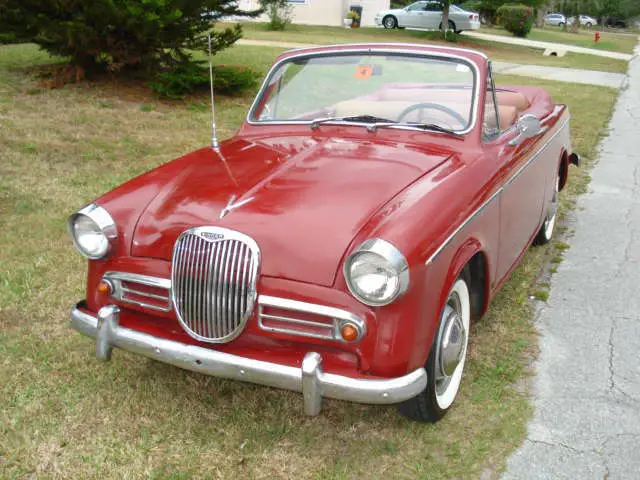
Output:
left=536, top=8, right=546, bottom=29
left=441, top=2, right=450, bottom=37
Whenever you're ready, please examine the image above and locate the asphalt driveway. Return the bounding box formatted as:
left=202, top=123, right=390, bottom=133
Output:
left=503, top=44, right=640, bottom=479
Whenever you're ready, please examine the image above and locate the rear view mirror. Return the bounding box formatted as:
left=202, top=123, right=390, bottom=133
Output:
left=509, top=114, right=546, bottom=146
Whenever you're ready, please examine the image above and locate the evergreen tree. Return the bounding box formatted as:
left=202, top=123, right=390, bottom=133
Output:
left=0, top=0, right=261, bottom=72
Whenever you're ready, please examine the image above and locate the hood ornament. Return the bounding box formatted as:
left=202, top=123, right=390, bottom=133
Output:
left=220, top=195, right=255, bottom=219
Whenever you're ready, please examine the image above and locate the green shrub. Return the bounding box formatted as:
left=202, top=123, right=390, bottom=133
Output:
left=260, top=0, right=293, bottom=31
left=497, top=4, right=535, bottom=37
left=0, top=32, right=19, bottom=44
left=149, top=62, right=258, bottom=99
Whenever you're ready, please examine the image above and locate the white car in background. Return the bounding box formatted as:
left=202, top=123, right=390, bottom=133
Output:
left=544, top=13, right=567, bottom=26
left=375, top=1, right=480, bottom=33
left=568, top=14, right=598, bottom=27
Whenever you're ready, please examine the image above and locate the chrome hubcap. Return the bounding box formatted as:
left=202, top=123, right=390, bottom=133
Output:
left=436, top=292, right=467, bottom=394
left=439, top=305, right=466, bottom=377
left=384, top=18, right=394, bottom=27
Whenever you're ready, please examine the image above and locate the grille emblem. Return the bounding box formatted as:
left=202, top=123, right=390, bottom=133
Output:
left=200, top=231, right=225, bottom=241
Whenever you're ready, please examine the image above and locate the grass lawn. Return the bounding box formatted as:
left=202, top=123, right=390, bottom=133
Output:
left=222, top=22, right=630, bottom=73
left=0, top=43, right=617, bottom=478
left=479, top=25, right=639, bottom=54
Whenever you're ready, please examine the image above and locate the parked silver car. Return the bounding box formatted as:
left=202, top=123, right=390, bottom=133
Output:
left=544, top=13, right=566, bottom=26
left=375, top=1, right=480, bottom=33
left=568, top=14, right=598, bottom=27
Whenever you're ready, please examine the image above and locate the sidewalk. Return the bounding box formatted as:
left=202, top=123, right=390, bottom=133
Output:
left=461, top=31, right=634, bottom=61
left=503, top=44, right=640, bottom=479
left=236, top=39, right=626, bottom=88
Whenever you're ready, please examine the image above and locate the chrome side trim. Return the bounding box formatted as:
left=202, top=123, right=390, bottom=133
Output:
left=257, top=295, right=366, bottom=342
left=246, top=47, right=481, bottom=136
left=103, top=271, right=172, bottom=312
left=71, top=303, right=427, bottom=415
left=425, top=115, right=569, bottom=265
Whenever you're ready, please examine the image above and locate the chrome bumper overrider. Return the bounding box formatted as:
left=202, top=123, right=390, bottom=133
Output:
left=70, top=302, right=428, bottom=416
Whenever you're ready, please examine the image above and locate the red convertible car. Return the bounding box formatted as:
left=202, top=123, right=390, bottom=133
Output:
left=68, top=43, right=579, bottom=422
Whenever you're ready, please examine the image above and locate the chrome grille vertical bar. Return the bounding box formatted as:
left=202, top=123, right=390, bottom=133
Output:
left=217, top=241, right=228, bottom=338
left=229, top=240, right=240, bottom=332
left=211, top=241, right=222, bottom=339
left=221, top=240, right=232, bottom=335
left=203, top=242, right=214, bottom=338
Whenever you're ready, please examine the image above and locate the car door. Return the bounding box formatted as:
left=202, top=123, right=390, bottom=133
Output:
left=422, top=1, right=443, bottom=29
left=482, top=65, right=548, bottom=282
left=400, top=1, right=428, bottom=27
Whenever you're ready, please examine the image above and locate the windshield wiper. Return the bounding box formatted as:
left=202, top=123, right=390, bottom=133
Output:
left=396, top=123, right=464, bottom=138
left=310, top=114, right=396, bottom=129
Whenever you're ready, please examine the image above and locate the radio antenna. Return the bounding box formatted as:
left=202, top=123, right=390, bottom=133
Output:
left=208, top=33, right=219, bottom=150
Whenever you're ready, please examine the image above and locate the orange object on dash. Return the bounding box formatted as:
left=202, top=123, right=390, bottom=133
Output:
left=354, top=65, right=373, bottom=79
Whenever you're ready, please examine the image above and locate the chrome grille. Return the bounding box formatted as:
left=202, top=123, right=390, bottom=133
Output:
left=171, top=227, right=260, bottom=343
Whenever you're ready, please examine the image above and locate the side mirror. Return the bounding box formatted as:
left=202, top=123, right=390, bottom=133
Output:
left=509, top=114, right=546, bottom=146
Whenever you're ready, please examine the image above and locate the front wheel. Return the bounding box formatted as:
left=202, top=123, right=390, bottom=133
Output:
left=534, top=173, right=559, bottom=245
left=383, top=15, right=397, bottom=29
left=585, top=22, right=592, bottom=27
left=397, top=276, right=471, bottom=422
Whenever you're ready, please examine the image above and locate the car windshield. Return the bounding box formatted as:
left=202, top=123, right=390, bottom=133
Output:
left=249, top=52, right=477, bottom=133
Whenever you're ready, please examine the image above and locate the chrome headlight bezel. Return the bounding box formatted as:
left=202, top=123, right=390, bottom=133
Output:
left=344, top=238, right=410, bottom=307
left=67, top=203, right=117, bottom=259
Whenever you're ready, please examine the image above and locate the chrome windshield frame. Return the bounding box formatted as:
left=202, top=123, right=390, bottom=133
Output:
left=246, top=46, right=483, bottom=136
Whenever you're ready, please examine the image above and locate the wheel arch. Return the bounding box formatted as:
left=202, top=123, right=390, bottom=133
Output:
left=440, top=238, right=490, bottom=324
left=559, top=148, right=569, bottom=191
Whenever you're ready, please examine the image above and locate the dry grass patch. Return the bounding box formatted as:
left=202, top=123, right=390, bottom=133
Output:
left=1, top=44, right=618, bottom=479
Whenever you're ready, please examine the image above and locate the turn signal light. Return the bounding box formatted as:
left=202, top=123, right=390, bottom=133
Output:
left=340, top=323, right=359, bottom=342
left=97, top=280, right=112, bottom=295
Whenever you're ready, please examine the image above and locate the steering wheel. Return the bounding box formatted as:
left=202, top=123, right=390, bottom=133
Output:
left=396, top=102, right=466, bottom=127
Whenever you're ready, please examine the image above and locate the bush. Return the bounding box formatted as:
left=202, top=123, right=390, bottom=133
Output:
left=497, top=4, right=535, bottom=37
left=149, top=62, right=258, bottom=99
left=0, top=32, right=19, bottom=44
left=260, top=0, right=293, bottom=30
left=0, top=1, right=262, bottom=71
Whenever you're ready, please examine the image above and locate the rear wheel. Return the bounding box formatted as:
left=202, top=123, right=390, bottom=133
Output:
left=439, top=20, right=456, bottom=31
left=397, top=275, right=471, bottom=422
left=534, top=172, right=560, bottom=245
left=383, top=15, right=397, bottom=29
left=585, top=22, right=593, bottom=27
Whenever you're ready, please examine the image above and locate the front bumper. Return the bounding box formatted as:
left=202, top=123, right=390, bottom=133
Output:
left=71, top=302, right=428, bottom=416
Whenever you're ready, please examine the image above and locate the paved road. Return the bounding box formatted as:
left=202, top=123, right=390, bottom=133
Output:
left=236, top=39, right=626, bottom=88
left=462, top=31, right=635, bottom=60
left=503, top=45, right=640, bottom=479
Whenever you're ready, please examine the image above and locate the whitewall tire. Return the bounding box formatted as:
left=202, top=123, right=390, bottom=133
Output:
left=398, top=275, right=471, bottom=422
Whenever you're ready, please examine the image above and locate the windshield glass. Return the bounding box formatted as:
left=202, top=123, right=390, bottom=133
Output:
left=249, top=52, right=477, bottom=132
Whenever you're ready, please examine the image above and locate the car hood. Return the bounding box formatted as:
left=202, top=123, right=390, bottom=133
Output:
left=131, top=134, right=451, bottom=287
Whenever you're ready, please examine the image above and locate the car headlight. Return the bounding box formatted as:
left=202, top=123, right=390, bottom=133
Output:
left=67, top=204, right=117, bottom=259
left=344, top=238, right=409, bottom=306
